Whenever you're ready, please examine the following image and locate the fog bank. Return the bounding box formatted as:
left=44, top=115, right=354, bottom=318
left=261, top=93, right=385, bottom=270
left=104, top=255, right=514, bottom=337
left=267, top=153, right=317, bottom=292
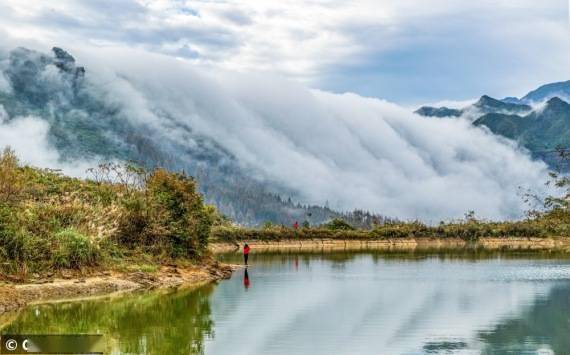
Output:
left=1, top=46, right=551, bottom=221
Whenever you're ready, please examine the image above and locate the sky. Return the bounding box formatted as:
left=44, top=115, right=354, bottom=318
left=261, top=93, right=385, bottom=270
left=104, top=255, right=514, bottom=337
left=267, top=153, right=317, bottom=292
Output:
left=0, top=0, right=568, bottom=104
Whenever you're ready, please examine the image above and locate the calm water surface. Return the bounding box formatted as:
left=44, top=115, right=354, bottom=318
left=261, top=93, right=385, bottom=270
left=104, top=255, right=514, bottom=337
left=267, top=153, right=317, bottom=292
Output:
left=4, top=250, right=570, bottom=354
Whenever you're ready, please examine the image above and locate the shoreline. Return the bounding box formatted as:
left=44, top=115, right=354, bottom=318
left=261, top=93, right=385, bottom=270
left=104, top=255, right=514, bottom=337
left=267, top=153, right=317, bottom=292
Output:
left=0, top=260, right=234, bottom=316
left=209, top=236, right=570, bottom=253
left=2, top=236, right=570, bottom=318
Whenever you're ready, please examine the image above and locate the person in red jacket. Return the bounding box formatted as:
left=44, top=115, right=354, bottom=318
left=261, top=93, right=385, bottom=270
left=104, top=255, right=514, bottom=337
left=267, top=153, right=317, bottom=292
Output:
left=243, top=243, right=250, bottom=266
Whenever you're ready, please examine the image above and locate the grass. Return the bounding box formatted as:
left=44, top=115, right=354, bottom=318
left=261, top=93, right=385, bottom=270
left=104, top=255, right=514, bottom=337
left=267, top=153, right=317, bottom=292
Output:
left=0, top=148, right=216, bottom=279
left=52, top=228, right=100, bottom=269
left=211, top=214, right=570, bottom=243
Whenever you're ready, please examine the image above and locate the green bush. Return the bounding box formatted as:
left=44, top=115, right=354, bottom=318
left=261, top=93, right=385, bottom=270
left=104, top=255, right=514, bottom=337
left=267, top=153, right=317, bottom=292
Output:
left=0, top=206, right=47, bottom=275
left=211, top=216, right=567, bottom=244
left=0, top=149, right=219, bottom=275
left=117, top=169, right=214, bottom=258
left=323, top=218, right=355, bottom=231
left=262, top=221, right=274, bottom=230
left=52, top=229, right=99, bottom=269
left=0, top=230, right=50, bottom=272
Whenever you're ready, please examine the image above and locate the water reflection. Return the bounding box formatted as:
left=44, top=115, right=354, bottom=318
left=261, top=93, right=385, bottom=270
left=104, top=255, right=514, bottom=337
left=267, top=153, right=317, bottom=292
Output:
left=216, top=248, right=570, bottom=266
left=3, top=286, right=216, bottom=354
left=243, top=269, right=251, bottom=290
left=478, top=284, right=570, bottom=354
left=210, top=251, right=570, bottom=355
left=4, top=250, right=570, bottom=354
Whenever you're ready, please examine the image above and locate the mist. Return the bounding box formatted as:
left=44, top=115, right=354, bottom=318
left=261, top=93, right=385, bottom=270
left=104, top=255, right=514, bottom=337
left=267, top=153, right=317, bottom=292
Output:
left=1, top=46, right=551, bottom=221
left=0, top=114, right=98, bottom=177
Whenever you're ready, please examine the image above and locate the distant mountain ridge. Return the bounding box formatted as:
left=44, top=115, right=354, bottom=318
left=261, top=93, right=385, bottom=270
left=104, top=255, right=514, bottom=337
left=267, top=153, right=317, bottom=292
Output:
left=415, top=95, right=533, bottom=119
left=416, top=81, right=570, bottom=119
left=509, top=80, right=570, bottom=104
left=474, top=95, right=532, bottom=115
left=416, top=81, right=570, bottom=169
left=415, top=106, right=462, bottom=118
left=474, top=97, right=570, bottom=149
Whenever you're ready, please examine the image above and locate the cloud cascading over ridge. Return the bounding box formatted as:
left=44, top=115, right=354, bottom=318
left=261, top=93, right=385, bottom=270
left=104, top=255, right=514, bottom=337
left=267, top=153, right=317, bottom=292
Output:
left=32, top=46, right=547, bottom=222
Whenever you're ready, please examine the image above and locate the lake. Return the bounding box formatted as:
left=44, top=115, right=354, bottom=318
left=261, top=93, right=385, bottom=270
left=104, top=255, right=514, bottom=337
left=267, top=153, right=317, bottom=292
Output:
left=4, top=250, right=570, bottom=354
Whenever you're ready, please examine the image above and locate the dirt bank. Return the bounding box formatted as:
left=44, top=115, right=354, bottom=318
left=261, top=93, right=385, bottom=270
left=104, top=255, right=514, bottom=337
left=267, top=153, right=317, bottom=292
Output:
left=210, top=236, right=570, bottom=253
left=0, top=261, right=234, bottom=315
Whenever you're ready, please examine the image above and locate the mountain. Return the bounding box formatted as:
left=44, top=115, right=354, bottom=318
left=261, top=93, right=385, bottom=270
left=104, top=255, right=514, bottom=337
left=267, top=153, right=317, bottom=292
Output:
left=414, top=106, right=462, bottom=118
left=474, top=97, right=570, bottom=167
left=505, top=80, right=570, bottom=105
left=416, top=79, right=570, bottom=120
left=415, top=82, right=570, bottom=170
left=472, top=95, right=532, bottom=115
left=500, top=97, right=521, bottom=104
left=415, top=95, right=532, bottom=118
left=0, top=46, right=388, bottom=226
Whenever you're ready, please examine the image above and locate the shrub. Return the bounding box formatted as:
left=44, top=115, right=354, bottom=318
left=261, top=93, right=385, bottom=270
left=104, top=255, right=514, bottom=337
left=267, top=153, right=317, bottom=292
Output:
left=262, top=221, right=274, bottom=230
left=116, top=169, right=214, bottom=258
left=0, top=151, right=218, bottom=275
left=323, top=218, right=355, bottom=231
left=52, top=228, right=99, bottom=268
left=0, top=147, right=22, bottom=203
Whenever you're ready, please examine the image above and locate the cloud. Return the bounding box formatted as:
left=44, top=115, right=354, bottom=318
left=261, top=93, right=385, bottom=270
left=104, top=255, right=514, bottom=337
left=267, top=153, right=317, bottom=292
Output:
left=215, top=8, right=254, bottom=26
left=62, top=46, right=550, bottom=221
left=0, top=1, right=567, bottom=103
left=0, top=115, right=98, bottom=177
left=317, top=1, right=570, bottom=103
left=0, top=72, right=11, bottom=94
left=0, top=105, right=8, bottom=122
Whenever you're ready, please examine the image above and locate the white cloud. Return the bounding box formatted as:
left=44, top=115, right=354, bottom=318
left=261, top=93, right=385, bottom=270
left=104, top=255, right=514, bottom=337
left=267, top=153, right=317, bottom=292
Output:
left=0, top=72, right=10, bottom=94
left=0, top=56, right=12, bottom=94
left=0, top=115, right=97, bottom=177
left=0, top=105, right=7, bottom=123
left=0, top=0, right=567, bottom=102
left=69, top=47, right=550, bottom=221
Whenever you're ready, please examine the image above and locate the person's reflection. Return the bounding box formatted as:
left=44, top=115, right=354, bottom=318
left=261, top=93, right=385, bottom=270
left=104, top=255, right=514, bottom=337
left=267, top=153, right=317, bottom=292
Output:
left=243, top=268, right=250, bottom=290
left=294, top=255, right=299, bottom=270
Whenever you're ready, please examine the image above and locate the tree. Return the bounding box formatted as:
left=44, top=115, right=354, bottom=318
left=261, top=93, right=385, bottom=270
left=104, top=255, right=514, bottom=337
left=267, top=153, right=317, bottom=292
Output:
left=545, top=149, right=570, bottom=211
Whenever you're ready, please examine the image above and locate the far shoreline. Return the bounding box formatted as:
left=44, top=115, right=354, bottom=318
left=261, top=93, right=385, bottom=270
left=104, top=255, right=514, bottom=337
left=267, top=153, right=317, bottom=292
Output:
left=209, top=236, right=570, bottom=254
